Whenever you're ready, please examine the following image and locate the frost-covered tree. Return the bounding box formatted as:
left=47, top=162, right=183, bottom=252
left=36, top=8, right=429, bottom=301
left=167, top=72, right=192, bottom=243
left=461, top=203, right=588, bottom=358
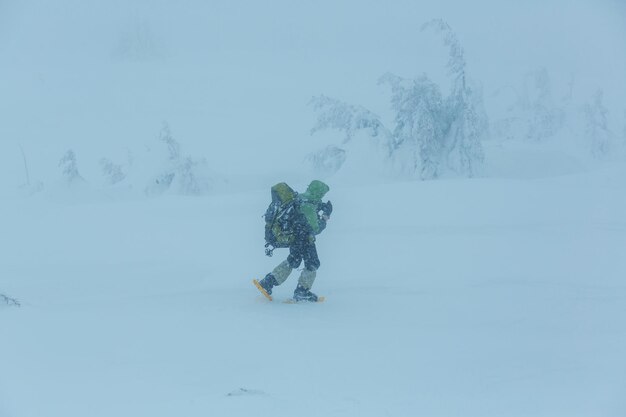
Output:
left=99, top=158, right=126, bottom=185
left=113, top=19, right=163, bottom=61
left=445, top=82, right=488, bottom=178
left=309, top=95, right=392, bottom=145
left=421, top=19, right=466, bottom=83
left=308, top=95, right=394, bottom=175
left=377, top=73, right=486, bottom=178
left=522, top=68, right=565, bottom=141
left=306, top=145, right=348, bottom=176
left=59, top=150, right=84, bottom=183
left=146, top=123, right=212, bottom=195
left=379, top=73, right=446, bottom=178
left=310, top=20, right=487, bottom=179
left=421, top=19, right=487, bottom=177
left=492, top=68, right=565, bottom=143
left=176, top=156, right=212, bottom=195
left=584, top=90, right=614, bottom=158
left=159, top=123, right=180, bottom=161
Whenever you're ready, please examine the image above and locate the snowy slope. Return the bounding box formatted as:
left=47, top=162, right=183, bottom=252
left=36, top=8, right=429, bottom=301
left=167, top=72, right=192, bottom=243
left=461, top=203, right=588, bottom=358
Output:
left=1, top=2, right=626, bottom=415
left=1, top=167, right=625, bottom=417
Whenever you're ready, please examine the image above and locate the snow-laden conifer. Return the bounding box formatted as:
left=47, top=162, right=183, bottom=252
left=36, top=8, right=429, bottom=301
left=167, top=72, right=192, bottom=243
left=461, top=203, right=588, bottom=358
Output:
left=146, top=123, right=212, bottom=195
left=309, top=95, right=392, bottom=145
left=310, top=20, right=487, bottom=179
left=584, top=90, right=615, bottom=158
left=59, top=150, right=85, bottom=184
left=100, top=158, right=126, bottom=185
left=306, top=145, right=347, bottom=176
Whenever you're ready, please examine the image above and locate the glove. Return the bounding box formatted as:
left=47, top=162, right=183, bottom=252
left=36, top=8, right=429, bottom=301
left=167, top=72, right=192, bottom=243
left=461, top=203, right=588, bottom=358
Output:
left=321, top=200, right=333, bottom=217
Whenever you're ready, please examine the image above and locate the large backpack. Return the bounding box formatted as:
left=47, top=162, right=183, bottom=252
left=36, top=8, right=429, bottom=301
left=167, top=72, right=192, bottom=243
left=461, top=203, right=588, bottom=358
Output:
left=264, top=183, right=299, bottom=255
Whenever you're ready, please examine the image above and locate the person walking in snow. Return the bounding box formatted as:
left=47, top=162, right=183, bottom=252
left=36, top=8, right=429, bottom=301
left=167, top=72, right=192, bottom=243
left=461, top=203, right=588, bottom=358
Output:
left=256, top=180, right=332, bottom=302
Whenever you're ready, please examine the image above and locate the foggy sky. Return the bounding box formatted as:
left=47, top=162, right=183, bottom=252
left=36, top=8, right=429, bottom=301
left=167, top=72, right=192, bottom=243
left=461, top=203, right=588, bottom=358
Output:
left=0, top=0, right=624, bottom=186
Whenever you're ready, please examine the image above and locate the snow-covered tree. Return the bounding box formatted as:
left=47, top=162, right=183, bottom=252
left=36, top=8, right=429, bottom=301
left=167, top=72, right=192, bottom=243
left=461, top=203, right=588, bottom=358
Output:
left=309, top=95, right=391, bottom=145
left=584, top=89, right=614, bottom=158
left=99, top=158, right=126, bottom=185
left=421, top=19, right=466, bottom=84
left=421, top=19, right=487, bottom=177
left=113, top=19, right=164, bottom=62
left=492, top=68, right=565, bottom=143
left=146, top=123, right=212, bottom=195
left=310, top=20, right=487, bottom=179
left=306, top=145, right=347, bottom=176
left=522, top=68, right=565, bottom=141
left=59, top=150, right=84, bottom=183
left=159, top=123, right=180, bottom=161
left=175, top=156, right=212, bottom=195
left=377, top=73, right=486, bottom=178
left=445, top=81, right=488, bottom=178
left=379, top=73, right=446, bottom=178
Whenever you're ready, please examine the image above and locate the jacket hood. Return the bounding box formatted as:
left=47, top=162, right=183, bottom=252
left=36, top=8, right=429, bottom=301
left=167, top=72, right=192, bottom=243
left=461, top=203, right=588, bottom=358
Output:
left=302, top=180, right=329, bottom=201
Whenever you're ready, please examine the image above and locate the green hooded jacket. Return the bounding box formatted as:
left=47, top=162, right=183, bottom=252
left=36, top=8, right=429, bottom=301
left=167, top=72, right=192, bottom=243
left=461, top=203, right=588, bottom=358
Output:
left=298, top=180, right=330, bottom=235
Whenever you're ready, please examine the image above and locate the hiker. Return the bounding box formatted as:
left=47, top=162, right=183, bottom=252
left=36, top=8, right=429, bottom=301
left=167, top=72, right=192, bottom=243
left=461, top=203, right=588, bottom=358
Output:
left=256, top=180, right=332, bottom=302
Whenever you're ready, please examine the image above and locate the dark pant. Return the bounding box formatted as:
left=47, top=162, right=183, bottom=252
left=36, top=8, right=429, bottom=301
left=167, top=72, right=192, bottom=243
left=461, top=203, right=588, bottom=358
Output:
left=287, top=238, right=320, bottom=271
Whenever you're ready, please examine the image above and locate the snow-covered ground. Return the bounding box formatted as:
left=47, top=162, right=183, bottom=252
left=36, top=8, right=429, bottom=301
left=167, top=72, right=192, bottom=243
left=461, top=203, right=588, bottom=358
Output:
left=2, top=165, right=625, bottom=417
left=2, top=1, right=626, bottom=416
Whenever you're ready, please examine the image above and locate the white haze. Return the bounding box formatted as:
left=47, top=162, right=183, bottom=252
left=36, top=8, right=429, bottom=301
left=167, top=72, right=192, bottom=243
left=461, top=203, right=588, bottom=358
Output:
left=1, top=2, right=626, bottom=416
left=0, top=0, right=625, bottom=191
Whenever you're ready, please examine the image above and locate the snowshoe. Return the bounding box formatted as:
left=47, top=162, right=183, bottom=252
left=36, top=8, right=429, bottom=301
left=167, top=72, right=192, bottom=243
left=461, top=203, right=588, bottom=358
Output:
left=293, top=284, right=319, bottom=302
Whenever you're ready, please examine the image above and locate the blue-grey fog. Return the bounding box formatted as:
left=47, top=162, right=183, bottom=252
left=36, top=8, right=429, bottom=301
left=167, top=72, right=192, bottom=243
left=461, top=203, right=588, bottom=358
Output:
left=1, top=1, right=625, bottom=416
